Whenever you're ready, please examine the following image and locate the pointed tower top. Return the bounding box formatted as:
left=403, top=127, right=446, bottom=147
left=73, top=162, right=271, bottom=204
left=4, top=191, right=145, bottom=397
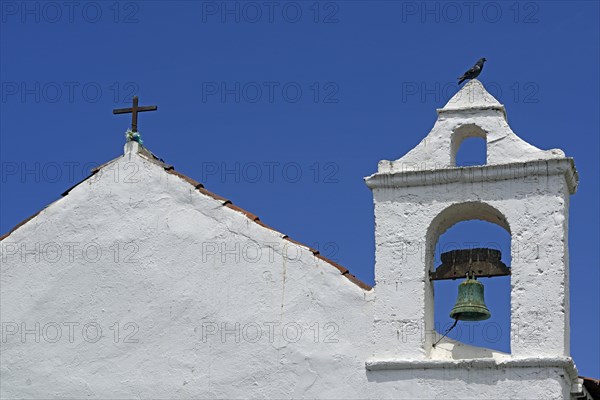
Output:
left=366, top=80, right=574, bottom=186
left=438, top=79, right=505, bottom=118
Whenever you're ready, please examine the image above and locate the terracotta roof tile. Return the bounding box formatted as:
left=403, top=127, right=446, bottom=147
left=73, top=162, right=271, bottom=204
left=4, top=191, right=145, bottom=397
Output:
left=196, top=187, right=229, bottom=204
left=283, top=235, right=319, bottom=255
left=225, top=203, right=260, bottom=221
left=253, top=219, right=280, bottom=233
left=342, top=272, right=373, bottom=291
left=165, top=169, right=202, bottom=188
left=315, top=254, right=349, bottom=275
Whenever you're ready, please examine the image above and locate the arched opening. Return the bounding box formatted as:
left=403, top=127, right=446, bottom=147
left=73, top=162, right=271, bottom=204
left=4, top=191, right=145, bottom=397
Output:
left=455, top=137, right=486, bottom=166
left=426, top=202, right=511, bottom=355
left=432, top=221, right=511, bottom=353
left=451, top=124, right=487, bottom=166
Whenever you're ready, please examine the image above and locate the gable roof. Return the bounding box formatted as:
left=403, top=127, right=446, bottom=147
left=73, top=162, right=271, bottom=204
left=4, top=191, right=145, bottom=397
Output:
left=0, top=143, right=372, bottom=291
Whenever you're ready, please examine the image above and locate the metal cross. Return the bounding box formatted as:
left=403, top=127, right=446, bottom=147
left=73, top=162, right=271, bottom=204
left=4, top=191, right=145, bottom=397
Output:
left=112, top=96, right=157, bottom=132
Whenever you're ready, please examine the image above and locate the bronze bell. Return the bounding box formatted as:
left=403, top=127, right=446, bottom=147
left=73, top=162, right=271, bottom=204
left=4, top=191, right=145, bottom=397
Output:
left=449, top=273, right=491, bottom=321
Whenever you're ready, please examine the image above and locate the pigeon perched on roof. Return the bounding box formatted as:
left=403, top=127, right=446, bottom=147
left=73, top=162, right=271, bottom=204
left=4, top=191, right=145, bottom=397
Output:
left=458, top=58, right=487, bottom=84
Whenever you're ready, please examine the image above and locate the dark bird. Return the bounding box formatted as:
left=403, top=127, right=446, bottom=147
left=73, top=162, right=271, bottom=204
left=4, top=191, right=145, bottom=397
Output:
left=458, top=58, right=487, bottom=84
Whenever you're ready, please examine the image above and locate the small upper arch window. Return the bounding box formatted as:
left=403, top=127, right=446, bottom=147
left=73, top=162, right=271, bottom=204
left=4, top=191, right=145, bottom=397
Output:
left=451, top=124, right=487, bottom=167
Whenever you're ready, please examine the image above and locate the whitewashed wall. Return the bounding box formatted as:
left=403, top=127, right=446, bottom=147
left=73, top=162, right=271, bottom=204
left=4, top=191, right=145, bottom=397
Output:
left=0, top=80, right=581, bottom=399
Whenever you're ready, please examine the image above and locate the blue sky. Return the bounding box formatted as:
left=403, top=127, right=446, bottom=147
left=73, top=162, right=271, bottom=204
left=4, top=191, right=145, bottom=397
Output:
left=1, top=1, right=598, bottom=376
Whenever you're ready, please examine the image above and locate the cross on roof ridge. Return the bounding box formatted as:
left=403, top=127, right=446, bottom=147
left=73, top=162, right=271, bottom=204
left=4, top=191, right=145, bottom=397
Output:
left=112, top=95, right=157, bottom=132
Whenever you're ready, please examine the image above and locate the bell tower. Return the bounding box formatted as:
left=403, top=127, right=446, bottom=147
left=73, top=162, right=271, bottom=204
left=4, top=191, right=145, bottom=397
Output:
left=365, top=80, right=578, bottom=363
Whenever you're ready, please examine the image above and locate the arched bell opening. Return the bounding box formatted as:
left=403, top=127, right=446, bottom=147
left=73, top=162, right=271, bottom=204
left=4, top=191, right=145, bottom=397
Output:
left=451, top=124, right=488, bottom=166
left=425, top=202, right=511, bottom=356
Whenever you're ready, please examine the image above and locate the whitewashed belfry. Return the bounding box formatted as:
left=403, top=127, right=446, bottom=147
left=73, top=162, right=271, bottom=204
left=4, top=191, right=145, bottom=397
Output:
left=365, top=79, right=581, bottom=396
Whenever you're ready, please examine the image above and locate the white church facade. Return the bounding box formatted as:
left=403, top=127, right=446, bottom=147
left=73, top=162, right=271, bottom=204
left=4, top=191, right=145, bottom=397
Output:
left=1, top=80, right=597, bottom=399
